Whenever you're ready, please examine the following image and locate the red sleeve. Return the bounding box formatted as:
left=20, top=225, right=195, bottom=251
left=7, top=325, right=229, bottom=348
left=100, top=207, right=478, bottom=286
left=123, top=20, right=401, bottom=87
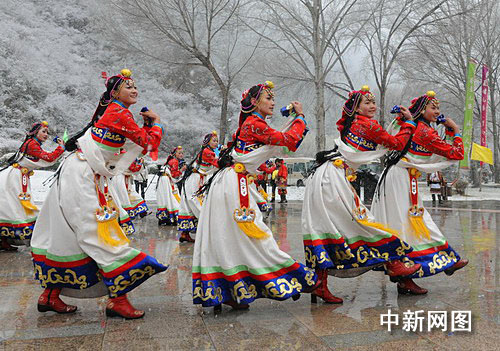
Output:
left=22, top=140, right=64, bottom=162
left=415, top=123, right=464, bottom=160
left=202, top=148, right=218, bottom=167
left=278, top=165, right=288, bottom=178
left=244, top=117, right=306, bottom=152
left=168, top=158, right=181, bottom=178
left=128, top=159, right=142, bottom=173
left=358, top=119, right=416, bottom=151
left=96, top=106, right=162, bottom=151
left=257, top=163, right=270, bottom=173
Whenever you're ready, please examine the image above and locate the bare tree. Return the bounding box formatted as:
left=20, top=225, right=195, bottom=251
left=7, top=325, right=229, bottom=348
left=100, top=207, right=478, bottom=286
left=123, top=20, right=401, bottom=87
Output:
left=399, top=0, right=500, bottom=180
left=477, top=0, right=500, bottom=181
left=247, top=0, right=364, bottom=152
left=110, top=0, right=258, bottom=143
left=357, top=0, right=457, bottom=127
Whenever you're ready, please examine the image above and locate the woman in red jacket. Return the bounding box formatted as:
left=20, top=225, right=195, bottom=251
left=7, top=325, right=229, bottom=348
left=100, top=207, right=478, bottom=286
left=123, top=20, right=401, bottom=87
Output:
left=372, top=91, right=468, bottom=295
left=0, top=121, right=65, bottom=250
left=156, top=146, right=185, bottom=225
left=193, top=81, right=318, bottom=312
left=31, top=69, right=167, bottom=319
left=302, top=86, right=421, bottom=304
left=276, top=159, right=288, bottom=203
left=177, top=131, right=219, bottom=242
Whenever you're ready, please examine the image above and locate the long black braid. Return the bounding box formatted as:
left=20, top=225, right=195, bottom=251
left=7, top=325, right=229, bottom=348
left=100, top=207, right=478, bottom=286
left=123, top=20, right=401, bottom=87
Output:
left=0, top=121, right=50, bottom=171
left=195, top=85, right=264, bottom=197
left=194, top=130, right=238, bottom=197
left=0, top=136, right=37, bottom=172
left=177, top=149, right=202, bottom=195
left=308, top=145, right=340, bottom=177
left=374, top=111, right=425, bottom=199
left=65, top=75, right=128, bottom=152
left=374, top=135, right=414, bottom=199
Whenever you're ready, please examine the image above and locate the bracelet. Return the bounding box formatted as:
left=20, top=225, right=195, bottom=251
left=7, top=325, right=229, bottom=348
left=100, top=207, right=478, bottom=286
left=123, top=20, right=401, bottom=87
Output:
left=296, top=113, right=305, bottom=117
left=294, top=115, right=306, bottom=125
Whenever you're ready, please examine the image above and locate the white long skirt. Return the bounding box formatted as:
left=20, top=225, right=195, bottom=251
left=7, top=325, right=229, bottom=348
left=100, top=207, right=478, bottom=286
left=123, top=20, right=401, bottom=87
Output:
left=371, top=166, right=460, bottom=278
left=110, top=174, right=148, bottom=221
left=31, top=153, right=167, bottom=298
left=178, top=172, right=204, bottom=233
left=192, top=167, right=316, bottom=307
left=0, top=166, right=38, bottom=245
left=302, top=161, right=412, bottom=277
left=156, top=174, right=180, bottom=222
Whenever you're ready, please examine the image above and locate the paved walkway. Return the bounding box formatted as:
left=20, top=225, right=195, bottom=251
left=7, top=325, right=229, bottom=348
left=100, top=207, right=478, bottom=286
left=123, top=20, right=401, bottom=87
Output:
left=0, top=201, right=498, bottom=350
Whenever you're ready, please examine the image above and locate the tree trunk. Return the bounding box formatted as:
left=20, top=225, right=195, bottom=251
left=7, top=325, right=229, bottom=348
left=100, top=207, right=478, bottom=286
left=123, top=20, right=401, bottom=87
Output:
left=312, top=0, right=325, bottom=152
left=219, top=88, right=229, bottom=144
left=379, top=87, right=386, bottom=128
left=203, top=57, right=229, bottom=143
left=315, top=80, right=326, bottom=151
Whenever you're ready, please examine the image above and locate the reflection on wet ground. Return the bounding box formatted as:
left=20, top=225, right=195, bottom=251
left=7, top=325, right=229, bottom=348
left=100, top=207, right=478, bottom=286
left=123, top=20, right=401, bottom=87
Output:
left=0, top=201, right=498, bottom=350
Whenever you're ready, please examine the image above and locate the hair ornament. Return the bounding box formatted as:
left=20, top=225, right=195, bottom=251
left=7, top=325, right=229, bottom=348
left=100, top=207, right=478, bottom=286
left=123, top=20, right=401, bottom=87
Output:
left=120, top=69, right=132, bottom=78
left=264, top=81, right=275, bottom=89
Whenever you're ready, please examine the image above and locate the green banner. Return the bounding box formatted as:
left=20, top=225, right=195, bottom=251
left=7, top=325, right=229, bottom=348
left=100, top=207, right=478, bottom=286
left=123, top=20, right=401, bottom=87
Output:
left=459, top=59, right=477, bottom=169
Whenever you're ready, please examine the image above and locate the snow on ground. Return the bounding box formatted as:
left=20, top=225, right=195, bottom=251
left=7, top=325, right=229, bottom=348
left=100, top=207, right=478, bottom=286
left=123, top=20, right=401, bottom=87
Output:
left=31, top=170, right=500, bottom=204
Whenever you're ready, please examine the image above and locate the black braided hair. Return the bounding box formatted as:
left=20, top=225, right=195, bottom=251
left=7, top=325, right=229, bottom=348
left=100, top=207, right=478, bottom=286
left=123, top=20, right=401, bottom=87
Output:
left=374, top=116, right=424, bottom=199
left=308, top=145, right=340, bottom=177
left=195, top=85, right=263, bottom=197
left=0, top=121, right=48, bottom=171
left=65, top=75, right=126, bottom=152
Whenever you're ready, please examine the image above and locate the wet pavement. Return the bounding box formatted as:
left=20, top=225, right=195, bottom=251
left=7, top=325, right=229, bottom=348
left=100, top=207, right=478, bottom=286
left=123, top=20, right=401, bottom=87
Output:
left=0, top=201, right=498, bottom=350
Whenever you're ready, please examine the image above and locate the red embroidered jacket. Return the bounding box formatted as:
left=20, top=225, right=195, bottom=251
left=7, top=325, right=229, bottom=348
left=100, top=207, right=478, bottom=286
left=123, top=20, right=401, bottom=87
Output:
left=94, top=102, right=163, bottom=153
left=277, top=163, right=288, bottom=180
left=257, top=162, right=276, bottom=181
left=237, top=114, right=306, bottom=152
left=344, top=115, right=416, bottom=152
left=201, top=148, right=218, bottom=167
left=20, top=138, right=64, bottom=162
left=128, top=158, right=143, bottom=173
left=411, top=121, right=464, bottom=160
left=167, top=158, right=182, bottom=178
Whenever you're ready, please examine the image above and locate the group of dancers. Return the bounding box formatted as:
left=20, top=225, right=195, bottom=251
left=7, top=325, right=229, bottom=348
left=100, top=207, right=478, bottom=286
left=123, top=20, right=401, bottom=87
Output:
left=0, top=70, right=468, bottom=319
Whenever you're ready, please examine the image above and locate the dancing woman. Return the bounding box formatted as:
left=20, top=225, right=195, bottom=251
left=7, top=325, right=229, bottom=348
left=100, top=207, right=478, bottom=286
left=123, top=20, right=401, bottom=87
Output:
left=126, top=158, right=149, bottom=219
left=192, top=81, right=318, bottom=312
left=156, top=146, right=184, bottom=226
left=177, top=131, right=219, bottom=242
left=302, top=86, right=421, bottom=304
left=31, top=69, right=167, bottom=319
left=110, top=158, right=149, bottom=223
left=0, top=121, right=65, bottom=250
left=371, top=91, right=468, bottom=295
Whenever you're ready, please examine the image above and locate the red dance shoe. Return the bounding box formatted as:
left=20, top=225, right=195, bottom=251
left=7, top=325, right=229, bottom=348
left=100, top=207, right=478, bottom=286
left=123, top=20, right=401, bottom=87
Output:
left=179, top=232, right=195, bottom=243
left=397, top=278, right=428, bottom=295
left=311, top=269, right=343, bottom=304
left=1, top=237, right=17, bottom=251
left=37, top=288, right=77, bottom=314
left=222, top=299, right=250, bottom=310
left=106, top=294, right=145, bottom=319
left=386, top=260, right=421, bottom=277
left=444, top=259, right=469, bottom=276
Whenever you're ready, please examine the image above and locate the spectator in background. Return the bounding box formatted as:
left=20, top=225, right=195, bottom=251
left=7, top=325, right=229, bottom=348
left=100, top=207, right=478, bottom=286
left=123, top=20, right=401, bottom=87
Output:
left=257, top=160, right=276, bottom=192
left=270, top=164, right=279, bottom=203
left=134, top=158, right=148, bottom=199
left=276, top=158, right=288, bottom=203
left=427, top=171, right=445, bottom=203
